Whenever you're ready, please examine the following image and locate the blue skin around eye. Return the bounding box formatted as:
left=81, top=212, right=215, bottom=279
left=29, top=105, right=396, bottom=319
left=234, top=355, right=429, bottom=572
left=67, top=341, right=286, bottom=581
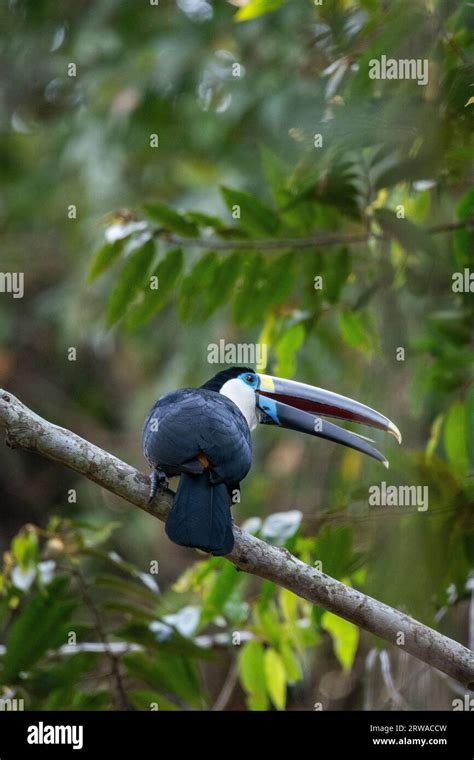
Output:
left=237, top=372, right=279, bottom=423
left=237, top=371, right=258, bottom=389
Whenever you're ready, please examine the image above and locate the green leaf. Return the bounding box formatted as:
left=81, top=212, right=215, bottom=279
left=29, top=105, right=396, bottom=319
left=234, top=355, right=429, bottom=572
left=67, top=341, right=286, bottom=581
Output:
left=279, top=588, right=298, bottom=624
left=290, top=617, right=319, bottom=652
left=48, top=688, right=101, bottom=710
left=124, top=652, right=204, bottom=708
left=223, top=588, right=249, bottom=627
left=323, top=248, right=351, bottom=304
left=3, top=577, right=76, bottom=682
left=454, top=188, right=474, bottom=268
left=221, top=187, right=279, bottom=236
left=70, top=690, right=111, bottom=711
left=172, top=557, right=218, bottom=593
left=143, top=203, right=198, bottom=237
left=260, top=144, right=290, bottom=207
left=289, top=158, right=360, bottom=219
left=444, top=401, right=468, bottom=479
left=199, top=562, right=241, bottom=626
left=264, top=648, right=286, bottom=710
left=12, top=529, right=38, bottom=572
left=264, top=252, right=296, bottom=308
left=339, top=310, right=374, bottom=355
left=321, top=611, right=359, bottom=671
left=426, top=414, right=444, bottom=460
left=279, top=641, right=301, bottom=683
left=126, top=248, right=183, bottom=329
left=201, top=252, right=242, bottom=318
left=466, top=386, right=474, bottom=468
left=91, top=551, right=159, bottom=592
left=275, top=323, right=305, bottom=378
left=88, top=241, right=123, bottom=282
left=239, top=640, right=268, bottom=710
left=178, top=252, right=219, bottom=322
left=232, top=252, right=264, bottom=326
left=235, top=0, right=287, bottom=22
left=28, top=652, right=100, bottom=698
left=94, top=573, right=159, bottom=606
left=259, top=579, right=277, bottom=609
left=317, top=159, right=360, bottom=219
left=254, top=603, right=282, bottom=647
left=106, top=240, right=155, bottom=326
left=185, top=211, right=224, bottom=230
left=74, top=519, right=121, bottom=548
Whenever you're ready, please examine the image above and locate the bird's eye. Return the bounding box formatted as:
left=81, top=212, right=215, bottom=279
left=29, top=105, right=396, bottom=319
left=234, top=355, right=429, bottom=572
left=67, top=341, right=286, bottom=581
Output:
left=245, top=374, right=254, bottom=384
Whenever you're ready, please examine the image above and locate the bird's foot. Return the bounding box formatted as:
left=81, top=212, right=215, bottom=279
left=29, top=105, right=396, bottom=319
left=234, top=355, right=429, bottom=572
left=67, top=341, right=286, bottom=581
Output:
left=148, top=468, right=169, bottom=503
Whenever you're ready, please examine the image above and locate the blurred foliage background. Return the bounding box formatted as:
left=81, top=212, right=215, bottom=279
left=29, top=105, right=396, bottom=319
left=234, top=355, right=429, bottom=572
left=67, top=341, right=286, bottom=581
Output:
left=0, top=0, right=473, bottom=711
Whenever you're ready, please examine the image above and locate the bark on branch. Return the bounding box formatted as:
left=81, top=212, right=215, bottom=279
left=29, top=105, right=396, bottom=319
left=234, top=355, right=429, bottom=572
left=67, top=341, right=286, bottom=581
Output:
left=1, top=389, right=472, bottom=688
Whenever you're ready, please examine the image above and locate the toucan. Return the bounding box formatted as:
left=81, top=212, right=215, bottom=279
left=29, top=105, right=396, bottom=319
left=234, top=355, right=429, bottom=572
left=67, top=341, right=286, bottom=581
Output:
left=142, top=367, right=401, bottom=556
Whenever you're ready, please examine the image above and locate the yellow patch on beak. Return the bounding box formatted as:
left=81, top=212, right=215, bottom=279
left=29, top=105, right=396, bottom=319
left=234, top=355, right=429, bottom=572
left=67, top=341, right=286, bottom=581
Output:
left=258, top=374, right=275, bottom=392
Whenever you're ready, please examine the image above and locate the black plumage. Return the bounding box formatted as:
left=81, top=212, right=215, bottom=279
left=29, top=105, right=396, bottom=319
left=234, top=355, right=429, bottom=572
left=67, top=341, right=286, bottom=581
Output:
left=142, top=386, right=252, bottom=555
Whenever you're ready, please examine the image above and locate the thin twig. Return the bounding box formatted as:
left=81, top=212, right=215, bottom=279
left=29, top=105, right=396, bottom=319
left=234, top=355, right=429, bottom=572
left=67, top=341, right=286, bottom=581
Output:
left=212, top=658, right=240, bottom=711
left=71, top=565, right=132, bottom=711
left=154, top=217, right=474, bottom=252
left=156, top=230, right=370, bottom=250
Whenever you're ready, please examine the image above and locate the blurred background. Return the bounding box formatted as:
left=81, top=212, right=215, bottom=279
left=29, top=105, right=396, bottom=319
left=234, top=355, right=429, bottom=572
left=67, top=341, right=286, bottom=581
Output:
left=0, top=0, right=473, bottom=711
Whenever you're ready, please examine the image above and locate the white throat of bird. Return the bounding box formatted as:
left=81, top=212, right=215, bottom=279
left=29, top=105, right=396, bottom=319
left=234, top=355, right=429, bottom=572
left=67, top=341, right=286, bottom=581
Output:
left=219, top=378, right=259, bottom=430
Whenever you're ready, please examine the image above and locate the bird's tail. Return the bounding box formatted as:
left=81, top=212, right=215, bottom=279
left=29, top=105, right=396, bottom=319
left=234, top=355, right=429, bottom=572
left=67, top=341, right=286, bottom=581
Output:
left=165, top=473, right=234, bottom=555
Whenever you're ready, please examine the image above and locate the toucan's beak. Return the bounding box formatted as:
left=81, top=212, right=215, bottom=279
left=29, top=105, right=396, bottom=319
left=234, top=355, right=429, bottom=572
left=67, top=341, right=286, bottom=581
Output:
left=255, top=374, right=401, bottom=467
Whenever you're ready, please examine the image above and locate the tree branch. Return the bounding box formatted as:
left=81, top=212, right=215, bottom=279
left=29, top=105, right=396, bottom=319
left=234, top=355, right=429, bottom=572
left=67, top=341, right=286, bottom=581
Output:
left=1, top=389, right=472, bottom=688
left=155, top=217, right=474, bottom=251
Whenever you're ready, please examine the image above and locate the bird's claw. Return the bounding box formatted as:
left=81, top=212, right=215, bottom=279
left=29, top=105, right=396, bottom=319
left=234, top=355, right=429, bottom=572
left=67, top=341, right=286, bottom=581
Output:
left=148, top=469, right=169, bottom=503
